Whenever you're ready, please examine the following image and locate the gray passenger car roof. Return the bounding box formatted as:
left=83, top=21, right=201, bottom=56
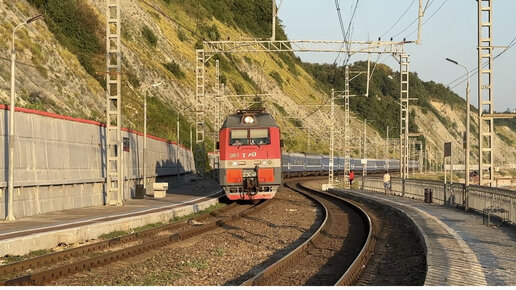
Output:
left=221, top=113, right=279, bottom=129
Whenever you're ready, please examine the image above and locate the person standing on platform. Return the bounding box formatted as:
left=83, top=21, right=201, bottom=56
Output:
left=383, top=171, right=391, bottom=195
left=349, top=171, right=355, bottom=186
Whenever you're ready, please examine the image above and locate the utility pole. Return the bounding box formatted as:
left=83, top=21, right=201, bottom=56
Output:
left=363, top=119, right=367, bottom=160
left=344, top=66, right=351, bottom=187
left=416, top=0, right=426, bottom=44
left=327, top=89, right=336, bottom=189
left=7, top=14, right=42, bottom=221
left=271, top=0, right=276, bottom=41
left=446, top=57, right=470, bottom=209
left=177, top=111, right=180, bottom=189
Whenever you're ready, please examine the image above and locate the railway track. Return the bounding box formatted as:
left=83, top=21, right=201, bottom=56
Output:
left=0, top=200, right=271, bottom=286
left=1, top=177, right=425, bottom=286
left=242, top=181, right=377, bottom=286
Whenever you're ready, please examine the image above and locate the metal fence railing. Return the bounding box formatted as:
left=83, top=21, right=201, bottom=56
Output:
left=358, top=176, right=515, bottom=225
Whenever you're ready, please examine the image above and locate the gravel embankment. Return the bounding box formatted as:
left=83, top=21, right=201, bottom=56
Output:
left=52, top=187, right=320, bottom=286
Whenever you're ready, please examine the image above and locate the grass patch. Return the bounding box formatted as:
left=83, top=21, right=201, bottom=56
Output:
left=142, top=25, right=158, bottom=47
left=133, top=222, right=165, bottom=233
left=177, top=29, right=188, bottom=42
left=170, top=203, right=225, bottom=222
left=290, top=118, right=302, bottom=128
left=272, top=102, right=287, bottom=115
left=163, top=61, right=186, bottom=79
left=212, top=247, right=225, bottom=257
left=3, top=249, right=54, bottom=264
left=232, top=81, right=246, bottom=95
left=27, top=0, right=105, bottom=85
left=99, top=230, right=128, bottom=240
left=141, top=271, right=182, bottom=285
left=184, top=259, right=209, bottom=270
left=269, top=71, right=283, bottom=88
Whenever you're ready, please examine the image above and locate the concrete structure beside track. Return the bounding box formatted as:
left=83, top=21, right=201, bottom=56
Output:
left=329, top=185, right=516, bottom=286
left=0, top=106, right=195, bottom=219
left=0, top=180, right=223, bottom=256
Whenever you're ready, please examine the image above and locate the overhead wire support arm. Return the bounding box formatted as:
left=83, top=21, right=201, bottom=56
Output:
left=202, top=40, right=407, bottom=55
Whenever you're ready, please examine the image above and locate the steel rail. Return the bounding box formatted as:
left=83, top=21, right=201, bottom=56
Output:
left=242, top=182, right=376, bottom=286
left=1, top=200, right=271, bottom=285
left=329, top=188, right=377, bottom=285
left=0, top=202, right=238, bottom=277
left=241, top=182, right=329, bottom=286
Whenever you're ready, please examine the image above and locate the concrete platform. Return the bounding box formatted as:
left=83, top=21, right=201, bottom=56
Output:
left=329, top=187, right=516, bottom=286
left=0, top=178, right=223, bottom=257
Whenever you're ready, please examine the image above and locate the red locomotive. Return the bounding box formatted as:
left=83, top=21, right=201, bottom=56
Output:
left=218, top=109, right=282, bottom=200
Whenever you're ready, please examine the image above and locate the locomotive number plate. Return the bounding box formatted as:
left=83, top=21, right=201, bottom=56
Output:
left=242, top=170, right=257, bottom=178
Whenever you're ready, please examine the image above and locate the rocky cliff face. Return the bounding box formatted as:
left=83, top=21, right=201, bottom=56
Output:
left=1, top=0, right=515, bottom=171
left=0, top=1, right=105, bottom=118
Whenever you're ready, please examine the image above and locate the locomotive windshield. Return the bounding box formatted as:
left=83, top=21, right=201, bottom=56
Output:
left=250, top=129, right=270, bottom=145
left=230, top=128, right=270, bottom=146
left=230, top=129, right=249, bottom=146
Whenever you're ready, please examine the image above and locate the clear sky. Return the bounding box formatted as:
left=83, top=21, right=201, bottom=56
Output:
left=277, top=0, right=515, bottom=112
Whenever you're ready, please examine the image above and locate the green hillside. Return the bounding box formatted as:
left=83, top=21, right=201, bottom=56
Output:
left=6, top=0, right=515, bottom=166
left=302, top=61, right=469, bottom=138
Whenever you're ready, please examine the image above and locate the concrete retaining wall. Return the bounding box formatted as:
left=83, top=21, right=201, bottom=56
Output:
left=0, top=107, right=195, bottom=219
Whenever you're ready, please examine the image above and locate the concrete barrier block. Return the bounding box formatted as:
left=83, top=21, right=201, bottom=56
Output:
left=154, top=190, right=166, bottom=198
left=153, top=183, right=169, bottom=191
left=151, top=183, right=168, bottom=198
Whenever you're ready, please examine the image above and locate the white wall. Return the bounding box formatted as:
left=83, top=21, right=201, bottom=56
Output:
left=0, top=107, right=194, bottom=218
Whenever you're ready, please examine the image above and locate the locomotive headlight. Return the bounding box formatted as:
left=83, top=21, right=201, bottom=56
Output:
left=232, top=161, right=238, bottom=166
left=243, top=115, right=255, bottom=124
left=262, top=160, right=267, bottom=165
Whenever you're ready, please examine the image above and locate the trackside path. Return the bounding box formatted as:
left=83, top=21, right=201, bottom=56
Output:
left=331, top=188, right=516, bottom=286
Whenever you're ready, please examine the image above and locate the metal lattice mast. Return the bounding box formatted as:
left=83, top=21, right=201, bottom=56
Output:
left=344, top=66, right=351, bottom=187
left=399, top=54, right=410, bottom=180
left=477, top=0, right=494, bottom=186
left=195, top=50, right=206, bottom=179
left=363, top=119, right=367, bottom=176
left=214, top=60, right=220, bottom=153
left=328, top=89, right=335, bottom=187
left=385, top=126, right=390, bottom=165
left=106, top=0, right=122, bottom=205
left=307, top=129, right=311, bottom=152
left=419, top=141, right=423, bottom=174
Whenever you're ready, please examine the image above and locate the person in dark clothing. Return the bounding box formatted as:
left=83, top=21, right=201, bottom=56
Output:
left=349, top=171, right=355, bottom=186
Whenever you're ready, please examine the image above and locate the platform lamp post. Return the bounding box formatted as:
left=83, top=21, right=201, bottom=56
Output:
left=142, top=82, right=163, bottom=191
left=7, top=14, right=43, bottom=221
left=446, top=58, right=470, bottom=211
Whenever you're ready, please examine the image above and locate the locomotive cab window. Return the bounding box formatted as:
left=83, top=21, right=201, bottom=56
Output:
left=230, top=129, right=249, bottom=146
left=250, top=129, right=270, bottom=145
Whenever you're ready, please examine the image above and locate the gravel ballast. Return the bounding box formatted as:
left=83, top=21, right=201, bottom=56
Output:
left=52, top=187, right=320, bottom=286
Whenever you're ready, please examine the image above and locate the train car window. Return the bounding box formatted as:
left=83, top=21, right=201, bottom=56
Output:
left=250, top=129, right=270, bottom=145
left=230, top=129, right=248, bottom=146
